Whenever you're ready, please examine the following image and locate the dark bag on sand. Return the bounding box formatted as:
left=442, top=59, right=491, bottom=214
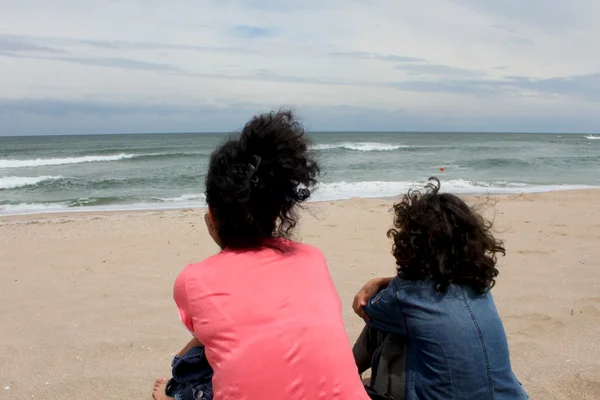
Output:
left=370, top=334, right=406, bottom=400
left=365, top=385, right=395, bottom=399
left=165, top=346, right=213, bottom=400
left=354, top=326, right=406, bottom=400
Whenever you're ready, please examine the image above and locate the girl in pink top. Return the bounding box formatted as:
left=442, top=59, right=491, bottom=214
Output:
left=153, top=111, right=370, bottom=400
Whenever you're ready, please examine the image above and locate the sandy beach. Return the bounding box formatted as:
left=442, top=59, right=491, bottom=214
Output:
left=1, top=189, right=599, bottom=400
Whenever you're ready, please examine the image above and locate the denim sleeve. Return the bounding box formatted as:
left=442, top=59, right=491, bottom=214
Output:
left=364, top=280, right=406, bottom=336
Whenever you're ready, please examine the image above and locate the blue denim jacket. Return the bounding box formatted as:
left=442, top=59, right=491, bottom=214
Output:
left=364, top=277, right=528, bottom=400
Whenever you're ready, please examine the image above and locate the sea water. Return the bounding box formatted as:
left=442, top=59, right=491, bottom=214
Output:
left=1, top=132, right=598, bottom=215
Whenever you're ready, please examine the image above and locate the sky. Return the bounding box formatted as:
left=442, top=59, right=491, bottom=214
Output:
left=1, top=0, right=599, bottom=135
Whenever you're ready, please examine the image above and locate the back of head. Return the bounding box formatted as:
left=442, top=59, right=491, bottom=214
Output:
left=205, top=110, right=319, bottom=249
left=388, top=177, right=505, bottom=293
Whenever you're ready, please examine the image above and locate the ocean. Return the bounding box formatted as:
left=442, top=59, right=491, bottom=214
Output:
left=1, top=132, right=599, bottom=215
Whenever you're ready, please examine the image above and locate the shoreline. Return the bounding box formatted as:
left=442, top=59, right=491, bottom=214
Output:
left=2, top=187, right=599, bottom=220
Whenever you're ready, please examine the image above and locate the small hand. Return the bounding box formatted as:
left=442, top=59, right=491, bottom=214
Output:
left=352, top=278, right=386, bottom=320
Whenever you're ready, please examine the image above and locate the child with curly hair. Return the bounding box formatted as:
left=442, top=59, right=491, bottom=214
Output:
left=153, top=111, right=370, bottom=400
left=352, top=178, right=529, bottom=399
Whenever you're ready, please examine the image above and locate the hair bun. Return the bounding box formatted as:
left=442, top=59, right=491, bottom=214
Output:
left=205, top=110, right=320, bottom=248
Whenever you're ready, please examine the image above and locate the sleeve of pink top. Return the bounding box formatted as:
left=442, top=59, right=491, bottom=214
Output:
left=173, top=269, right=194, bottom=333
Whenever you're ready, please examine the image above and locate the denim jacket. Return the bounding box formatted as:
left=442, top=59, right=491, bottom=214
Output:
left=364, top=277, right=528, bottom=400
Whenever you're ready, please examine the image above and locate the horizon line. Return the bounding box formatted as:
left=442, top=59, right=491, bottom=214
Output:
left=0, top=130, right=595, bottom=138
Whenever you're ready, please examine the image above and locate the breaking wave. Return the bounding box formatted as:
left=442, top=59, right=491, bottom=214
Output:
left=0, top=176, right=64, bottom=190
left=312, top=142, right=409, bottom=152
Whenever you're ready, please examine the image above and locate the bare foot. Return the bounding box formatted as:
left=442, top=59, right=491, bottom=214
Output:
left=152, top=377, right=169, bottom=400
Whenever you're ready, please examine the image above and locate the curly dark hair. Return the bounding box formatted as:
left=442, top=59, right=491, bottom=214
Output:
left=205, top=110, right=319, bottom=249
left=387, top=177, right=505, bottom=293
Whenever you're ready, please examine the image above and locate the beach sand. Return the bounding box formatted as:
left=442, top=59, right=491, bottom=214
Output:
left=1, top=190, right=599, bottom=399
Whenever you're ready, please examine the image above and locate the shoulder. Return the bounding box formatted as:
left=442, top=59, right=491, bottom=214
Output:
left=393, top=277, right=434, bottom=290
left=392, top=279, right=492, bottom=306
left=286, top=241, right=328, bottom=266
left=291, top=241, right=325, bottom=258
left=173, top=252, right=229, bottom=301
left=389, top=277, right=446, bottom=302
left=176, top=252, right=227, bottom=283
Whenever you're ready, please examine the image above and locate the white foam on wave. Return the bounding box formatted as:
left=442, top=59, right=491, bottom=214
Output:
left=0, top=175, right=63, bottom=190
left=584, top=135, right=600, bottom=140
left=0, top=153, right=136, bottom=169
left=312, top=180, right=597, bottom=201
left=0, top=193, right=209, bottom=216
left=2, top=181, right=596, bottom=216
left=156, top=193, right=207, bottom=203
left=0, top=199, right=208, bottom=216
left=312, top=142, right=408, bottom=152
left=0, top=202, right=70, bottom=214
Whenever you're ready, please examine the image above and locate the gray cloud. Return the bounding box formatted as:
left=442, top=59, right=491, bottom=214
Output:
left=395, top=63, right=484, bottom=77
left=0, top=52, right=180, bottom=72
left=390, top=79, right=499, bottom=95
left=4, top=40, right=597, bottom=102
left=389, top=73, right=600, bottom=100
left=180, top=69, right=364, bottom=87
left=57, top=56, right=179, bottom=71
left=0, top=37, right=65, bottom=54
left=329, top=51, right=426, bottom=63
left=0, top=34, right=249, bottom=54
left=0, top=47, right=371, bottom=83
left=247, top=69, right=357, bottom=85
left=0, top=47, right=367, bottom=84
left=5, top=45, right=597, bottom=102
left=0, top=98, right=264, bottom=135
left=505, top=73, right=600, bottom=98
left=75, top=38, right=246, bottom=53
left=0, top=98, right=201, bottom=116
left=2, top=97, right=599, bottom=135
left=0, top=33, right=247, bottom=74
left=246, top=70, right=600, bottom=101
left=332, top=51, right=485, bottom=77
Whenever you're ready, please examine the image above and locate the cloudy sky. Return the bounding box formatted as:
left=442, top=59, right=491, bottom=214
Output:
left=1, top=0, right=599, bottom=135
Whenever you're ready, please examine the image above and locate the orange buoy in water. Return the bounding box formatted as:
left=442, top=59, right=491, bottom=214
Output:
left=440, top=167, right=445, bottom=172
